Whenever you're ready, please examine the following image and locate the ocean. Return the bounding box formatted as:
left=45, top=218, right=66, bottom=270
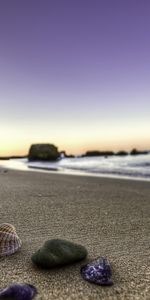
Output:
left=0, top=153, right=150, bottom=181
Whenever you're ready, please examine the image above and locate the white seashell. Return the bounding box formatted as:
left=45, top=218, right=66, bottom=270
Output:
left=0, top=223, right=22, bottom=257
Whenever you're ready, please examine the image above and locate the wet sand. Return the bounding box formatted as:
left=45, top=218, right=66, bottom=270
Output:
left=0, top=168, right=150, bottom=299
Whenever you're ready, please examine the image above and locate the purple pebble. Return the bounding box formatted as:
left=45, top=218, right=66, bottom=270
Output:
left=0, top=283, right=37, bottom=300
left=81, top=257, right=113, bottom=286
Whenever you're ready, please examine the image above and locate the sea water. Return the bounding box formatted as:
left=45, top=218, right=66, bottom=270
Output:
left=0, top=153, right=150, bottom=181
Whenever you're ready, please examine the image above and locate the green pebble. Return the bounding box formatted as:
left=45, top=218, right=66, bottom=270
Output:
left=31, top=239, right=88, bottom=268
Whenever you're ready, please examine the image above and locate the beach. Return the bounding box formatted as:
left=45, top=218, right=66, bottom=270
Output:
left=0, top=168, right=150, bottom=300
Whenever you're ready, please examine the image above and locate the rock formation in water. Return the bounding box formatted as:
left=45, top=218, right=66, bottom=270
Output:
left=28, top=144, right=60, bottom=161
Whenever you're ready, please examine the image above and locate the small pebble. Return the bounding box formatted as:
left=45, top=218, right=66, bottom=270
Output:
left=32, top=239, right=87, bottom=268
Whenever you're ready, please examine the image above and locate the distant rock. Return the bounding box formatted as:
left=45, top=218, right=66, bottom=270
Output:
left=0, top=155, right=27, bottom=160
left=130, top=148, right=149, bottom=155
left=66, top=154, right=75, bottom=158
left=60, top=151, right=67, bottom=158
left=60, top=151, right=75, bottom=159
left=28, top=144, right=60, bottom=161
left=116, top=151, right=128, bottom=156
left=83, top=151, right=114, bottom=157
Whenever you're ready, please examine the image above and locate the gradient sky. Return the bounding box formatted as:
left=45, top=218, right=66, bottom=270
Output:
left=0, top=0, right=150, bottom=156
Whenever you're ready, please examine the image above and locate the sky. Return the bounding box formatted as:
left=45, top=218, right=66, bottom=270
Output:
left=0, top=0, right=150, bottom=156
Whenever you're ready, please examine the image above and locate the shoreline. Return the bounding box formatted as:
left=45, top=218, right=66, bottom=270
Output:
left=28, top=165, right=150, bottom=182
left=1, top=162, right=150, bottom=183
left=0, top=169, right=150, bottom=299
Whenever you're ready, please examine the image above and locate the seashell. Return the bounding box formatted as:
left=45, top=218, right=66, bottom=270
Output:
left=0, top=223, right=22, bottom=257
left=0, top=283, right=37, bottom=300
left=81, top=257, right=113, bottom=286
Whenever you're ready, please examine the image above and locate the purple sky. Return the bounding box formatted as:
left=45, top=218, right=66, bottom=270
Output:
left=0, top=0, right=150, bottom=155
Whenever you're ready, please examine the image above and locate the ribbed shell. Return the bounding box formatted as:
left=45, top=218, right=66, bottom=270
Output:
left=0, top=223, right=22, bottom=257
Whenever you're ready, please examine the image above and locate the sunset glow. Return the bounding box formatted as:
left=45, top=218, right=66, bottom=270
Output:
left=0, top=0, right=150, bottom=156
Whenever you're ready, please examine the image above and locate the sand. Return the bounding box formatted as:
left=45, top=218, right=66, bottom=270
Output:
left=0, top=168, right=150, bottom=299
